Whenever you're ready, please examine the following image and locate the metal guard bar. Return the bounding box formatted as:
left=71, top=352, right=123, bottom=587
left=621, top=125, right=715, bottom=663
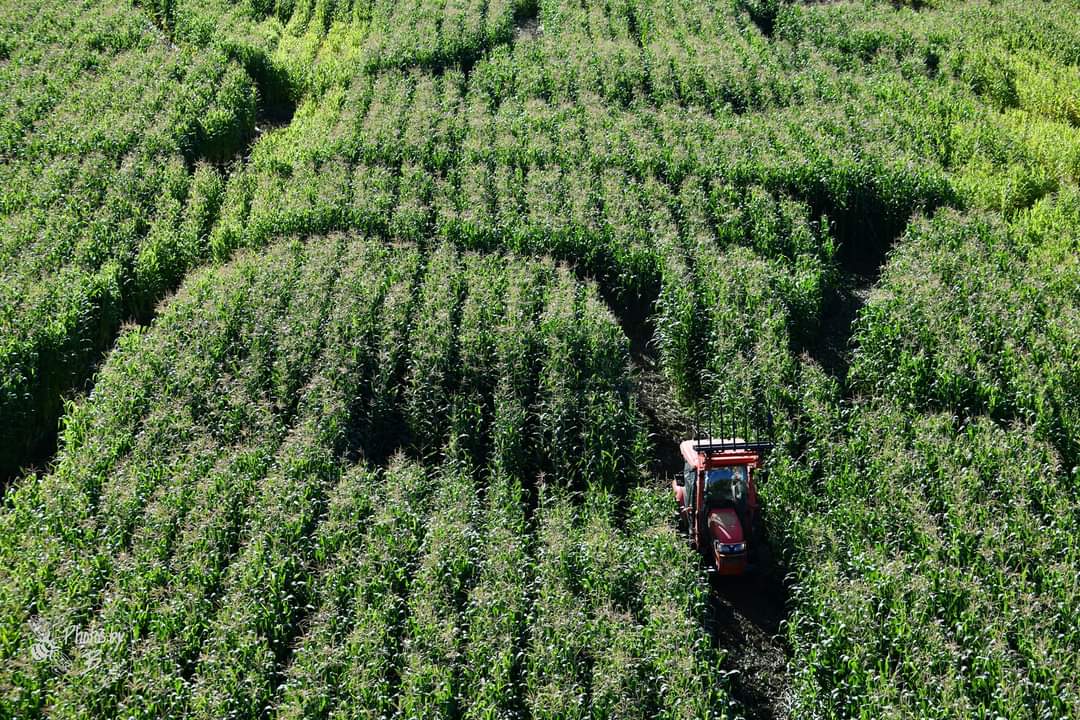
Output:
left=692, top=439, right=775, bottom=454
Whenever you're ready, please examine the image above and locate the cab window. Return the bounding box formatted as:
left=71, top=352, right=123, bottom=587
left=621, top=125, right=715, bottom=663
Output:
left=704, top=465, right=748, bottom=505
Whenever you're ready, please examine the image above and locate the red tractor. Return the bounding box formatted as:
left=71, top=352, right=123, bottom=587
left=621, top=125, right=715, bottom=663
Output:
left=673, top=436, right=771, bottom=575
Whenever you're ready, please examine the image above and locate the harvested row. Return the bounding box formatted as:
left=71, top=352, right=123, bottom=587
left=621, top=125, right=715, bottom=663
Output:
left=0, top=234, right=644, bottom=718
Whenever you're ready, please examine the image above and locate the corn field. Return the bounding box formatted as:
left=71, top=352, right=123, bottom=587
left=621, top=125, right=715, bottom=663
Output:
left=1, top=0, right=1078, bottom=717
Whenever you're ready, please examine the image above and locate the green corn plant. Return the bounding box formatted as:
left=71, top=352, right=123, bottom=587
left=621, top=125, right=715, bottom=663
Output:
left=460, top=470, right=529, bottom=719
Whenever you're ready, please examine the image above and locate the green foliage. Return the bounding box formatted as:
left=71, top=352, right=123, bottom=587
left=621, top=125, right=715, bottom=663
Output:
left=2, top=0, right=1080, bottom=718
left=851, top=205, right=1079, bottom=468
left=0, top=0, right=264, bottom=480
left=526, top=485, right=724, bottom=720
left=0, top=231, right=749, bottom=719
left=772, top=408, right=1080, bottom=719
left=653, top=224, right=824, bottom=425
left=3, top=0, right=965, bottom=481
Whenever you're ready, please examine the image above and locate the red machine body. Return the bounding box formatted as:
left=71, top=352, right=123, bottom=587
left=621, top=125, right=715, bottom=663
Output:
left=673, top=437, right=765, bottom=575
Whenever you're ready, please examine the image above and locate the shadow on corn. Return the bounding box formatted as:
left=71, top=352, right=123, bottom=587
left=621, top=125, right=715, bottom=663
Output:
left=803, top=273, right=873, bottom=386
left=799, top=207, right=917, bottom=389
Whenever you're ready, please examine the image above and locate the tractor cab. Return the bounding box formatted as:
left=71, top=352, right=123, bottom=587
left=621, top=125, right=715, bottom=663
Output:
left=673, top=437, right=770, bottom=575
